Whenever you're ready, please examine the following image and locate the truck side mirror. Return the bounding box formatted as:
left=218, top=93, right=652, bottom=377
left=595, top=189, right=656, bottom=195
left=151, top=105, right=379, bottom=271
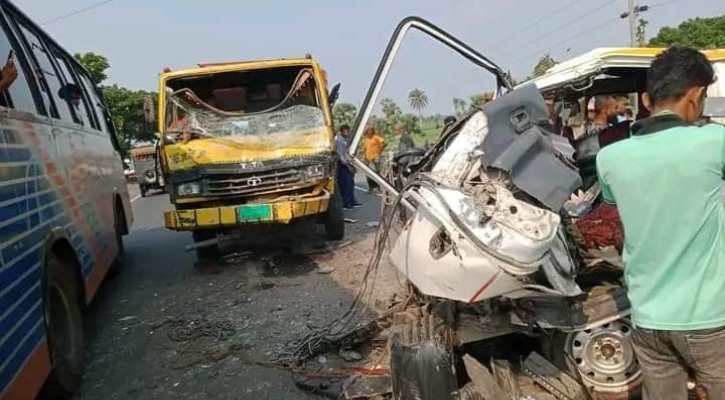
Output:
left=328, top=83, right=340, bottom=107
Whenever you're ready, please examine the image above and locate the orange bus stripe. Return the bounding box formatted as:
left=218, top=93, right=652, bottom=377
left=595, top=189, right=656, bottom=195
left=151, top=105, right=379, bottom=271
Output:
left=0, top=340, right=51, bottom=400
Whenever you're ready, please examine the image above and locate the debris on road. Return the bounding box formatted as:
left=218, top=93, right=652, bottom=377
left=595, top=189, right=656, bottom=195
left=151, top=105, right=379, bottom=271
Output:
left=344, top=218, right=359, bottom=224
left=366, top=221, right=380, bottom=228
left=317, top=266, right=336, bottom=275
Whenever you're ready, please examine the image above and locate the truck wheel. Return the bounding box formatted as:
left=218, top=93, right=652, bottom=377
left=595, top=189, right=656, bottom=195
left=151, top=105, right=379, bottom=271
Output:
left=193, top=230, right=219, bottom=262
left=324, top=187, right=345, bottom=241
left=42, top=254, right=85, bottom=399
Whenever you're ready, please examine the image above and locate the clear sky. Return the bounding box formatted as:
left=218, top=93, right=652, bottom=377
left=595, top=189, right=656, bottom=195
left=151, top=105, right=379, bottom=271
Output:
left=13, top=0, right=725, bottom=114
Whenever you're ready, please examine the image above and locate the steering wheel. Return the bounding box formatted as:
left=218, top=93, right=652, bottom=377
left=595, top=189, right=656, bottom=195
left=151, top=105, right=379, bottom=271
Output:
left=392, top=148, right=427, bottom=164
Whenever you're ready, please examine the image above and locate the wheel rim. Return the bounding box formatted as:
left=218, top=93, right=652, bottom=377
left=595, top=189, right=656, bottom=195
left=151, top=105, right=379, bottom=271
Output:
left=565, top=320, right=641, bottom=393
left=47, top=285, right=73, bottom=366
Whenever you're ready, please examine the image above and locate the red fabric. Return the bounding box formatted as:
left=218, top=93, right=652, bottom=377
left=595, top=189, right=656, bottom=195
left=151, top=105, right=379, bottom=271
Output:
left=575, top=203, right=624, bottom=252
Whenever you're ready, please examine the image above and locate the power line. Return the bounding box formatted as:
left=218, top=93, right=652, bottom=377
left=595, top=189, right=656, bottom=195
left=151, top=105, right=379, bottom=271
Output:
left=40, top=0, right=119, bottom=26
left=490, top=0, right=619, bottom=52
left=508, top=0, right=691, bottom=74
left=509, top=17, right=621, bottom=65
left=487, top=0, right=587, bottom=46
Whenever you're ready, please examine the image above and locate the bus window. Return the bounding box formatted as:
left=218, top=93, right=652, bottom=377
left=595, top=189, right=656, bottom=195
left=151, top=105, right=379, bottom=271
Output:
left=52, top=50, right=94, bottom=127
left=79, top=73, right=110, bottom=133
left=0, top=22, right=36, bottom=112
left=16, top=22, right=74, bottom=123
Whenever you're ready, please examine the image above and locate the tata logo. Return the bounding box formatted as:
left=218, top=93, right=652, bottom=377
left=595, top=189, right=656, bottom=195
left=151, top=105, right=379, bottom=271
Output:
left=247, top=177, right=262, bottom=186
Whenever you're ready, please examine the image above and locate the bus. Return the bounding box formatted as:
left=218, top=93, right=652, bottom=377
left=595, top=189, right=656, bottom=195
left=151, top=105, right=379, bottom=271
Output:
left=0, top=1, right=133, bottom=399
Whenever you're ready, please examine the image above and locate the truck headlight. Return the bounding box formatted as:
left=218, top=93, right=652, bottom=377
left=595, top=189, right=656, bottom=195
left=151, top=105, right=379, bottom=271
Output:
left=177, top=182, right=201, bottom=196
left=304, top=164, right=325, bottom=179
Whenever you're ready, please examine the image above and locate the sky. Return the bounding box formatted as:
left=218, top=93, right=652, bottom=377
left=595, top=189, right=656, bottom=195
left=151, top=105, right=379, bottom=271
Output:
left=13, top=0, right=725, bottom=114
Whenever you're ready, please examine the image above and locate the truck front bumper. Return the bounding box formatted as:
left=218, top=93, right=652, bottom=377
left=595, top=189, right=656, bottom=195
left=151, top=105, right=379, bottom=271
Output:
left=164, top=190, right=331, bottom=230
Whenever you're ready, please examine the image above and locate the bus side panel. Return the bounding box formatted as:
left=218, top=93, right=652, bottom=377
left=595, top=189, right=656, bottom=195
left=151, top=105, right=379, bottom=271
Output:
left=0, top=117, right=122, bottom=399
left=0, top=118, right=61, bottom=400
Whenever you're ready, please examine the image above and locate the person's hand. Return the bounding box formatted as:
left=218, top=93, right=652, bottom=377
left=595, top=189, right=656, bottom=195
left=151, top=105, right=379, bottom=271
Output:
left=0, top=59, right=17, bottom=89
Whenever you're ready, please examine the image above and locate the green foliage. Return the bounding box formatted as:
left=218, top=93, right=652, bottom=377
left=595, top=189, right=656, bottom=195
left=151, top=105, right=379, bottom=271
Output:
left=648, top=16, right=725, bottom=49
left=407, top=88, right=429, bottom=113
left=532, top=53, right=558, bottom=78
left=370, top=98, right=421, bottom=141
left=332, top=102, right=358, bottom=129
left=469, top=92, right=494, bottom=109
left=74, top=52, right=110, bottom=84
left=636, top=19, right=649, bottom=47
left=102, top=85, right=157, bottom=150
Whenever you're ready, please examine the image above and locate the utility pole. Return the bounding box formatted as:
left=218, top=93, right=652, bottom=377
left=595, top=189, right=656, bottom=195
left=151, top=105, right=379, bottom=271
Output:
left=620, top=2, right=649, bottom=47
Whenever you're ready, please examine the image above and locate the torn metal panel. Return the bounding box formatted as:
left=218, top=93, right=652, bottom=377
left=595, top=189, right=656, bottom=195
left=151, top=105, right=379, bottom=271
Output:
left=478, top=84, right=582, bottom=210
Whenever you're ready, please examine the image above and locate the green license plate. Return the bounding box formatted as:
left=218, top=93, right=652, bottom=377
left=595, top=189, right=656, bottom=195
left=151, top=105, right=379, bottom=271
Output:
left=237, top=204, right=273, bottom=221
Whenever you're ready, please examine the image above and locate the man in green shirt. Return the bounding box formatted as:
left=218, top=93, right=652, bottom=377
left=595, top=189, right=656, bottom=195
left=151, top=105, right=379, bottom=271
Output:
left=596, top=46, right=725, bottom=399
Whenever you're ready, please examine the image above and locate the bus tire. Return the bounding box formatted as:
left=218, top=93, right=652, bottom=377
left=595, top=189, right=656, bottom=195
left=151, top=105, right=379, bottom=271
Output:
left=193, top=230, right=219, bottom=262
left=324, top=187, right=345, bottom=241
left=108, top=200, right=127, bottom=277
left=42, top=254, right=85, bottom=399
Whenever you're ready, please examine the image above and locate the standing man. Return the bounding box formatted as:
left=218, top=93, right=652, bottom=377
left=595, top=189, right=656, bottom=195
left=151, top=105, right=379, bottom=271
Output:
left=362, top=124, right=386, bottom=193
left=596, top=46, right=725, bottom=399
left=335, top=124, right=361, bottom=210
left=393, top=122, right=416, bottom=167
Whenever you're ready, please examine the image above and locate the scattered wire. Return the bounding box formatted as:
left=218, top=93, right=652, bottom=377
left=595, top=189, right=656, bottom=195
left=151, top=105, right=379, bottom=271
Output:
left=40, top=0, right=119, bottom=26
left=276, top=172, right=412, bottom=363
left=493, top=0, right=619, bottom=54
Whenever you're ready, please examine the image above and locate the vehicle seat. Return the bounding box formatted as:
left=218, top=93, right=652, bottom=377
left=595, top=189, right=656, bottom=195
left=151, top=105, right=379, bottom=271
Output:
left=212, top=87, right=248, bottom=112
left=575, top=120, right=631, bottom=189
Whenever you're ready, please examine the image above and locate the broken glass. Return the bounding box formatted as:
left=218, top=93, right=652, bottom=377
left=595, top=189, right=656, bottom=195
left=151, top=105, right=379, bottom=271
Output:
left=165, top=90, right=329, bottom=150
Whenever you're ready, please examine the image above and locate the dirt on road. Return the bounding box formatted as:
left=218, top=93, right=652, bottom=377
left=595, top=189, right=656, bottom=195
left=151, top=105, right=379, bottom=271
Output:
left=73, top=190, right=403, bottom=400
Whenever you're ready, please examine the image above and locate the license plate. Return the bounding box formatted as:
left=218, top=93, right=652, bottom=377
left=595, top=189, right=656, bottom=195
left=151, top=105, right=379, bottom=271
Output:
left=237, top=204, right=272, bottom=221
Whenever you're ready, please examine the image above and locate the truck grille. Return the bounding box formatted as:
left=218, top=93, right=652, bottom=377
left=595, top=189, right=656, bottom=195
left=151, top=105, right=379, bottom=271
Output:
left=202, top=168, right=304, bottom=196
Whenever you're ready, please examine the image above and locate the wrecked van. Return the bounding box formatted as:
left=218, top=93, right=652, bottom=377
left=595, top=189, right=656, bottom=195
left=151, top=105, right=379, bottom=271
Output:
left=345, top=19, right=723, bottom=400
left=154, top=57, right=344, bottom=260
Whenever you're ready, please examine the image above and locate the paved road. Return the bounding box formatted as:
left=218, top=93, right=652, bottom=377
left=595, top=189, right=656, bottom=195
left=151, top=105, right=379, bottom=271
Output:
left=73, top=180, right=383, bottom=400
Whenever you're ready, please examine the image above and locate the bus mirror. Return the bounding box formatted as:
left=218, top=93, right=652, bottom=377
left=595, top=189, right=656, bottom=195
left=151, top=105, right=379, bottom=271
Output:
left=144, top=95, right=155, bottom=123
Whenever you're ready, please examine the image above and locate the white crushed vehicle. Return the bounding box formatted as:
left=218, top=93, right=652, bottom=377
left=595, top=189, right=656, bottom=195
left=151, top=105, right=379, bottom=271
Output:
left=346, top=17, right=647, bottom=400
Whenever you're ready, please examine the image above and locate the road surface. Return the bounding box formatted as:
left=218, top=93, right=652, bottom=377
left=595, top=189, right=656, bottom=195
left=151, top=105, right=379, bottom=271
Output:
left=72, top=180, right=396, bottom=400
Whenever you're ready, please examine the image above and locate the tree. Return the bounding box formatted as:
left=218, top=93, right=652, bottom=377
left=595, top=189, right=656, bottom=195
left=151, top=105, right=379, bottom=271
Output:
left=532, top=53, right=558, bottom=78
left=102, top=85, right=157, bottom=150
left=636, top=19, right=649, bottom=47
left=332, top=102, right=358, bottom=129
left=74, top=52, right=110, bottom=84
left=453, top=98, right=467, bottom=117
left=468, top=92, right=494, bottom=110
left=373, top=98, right=421, bottom=139
left=407, top=88, right=428, bottom=129
left=648, top=16, right=725, bottom=49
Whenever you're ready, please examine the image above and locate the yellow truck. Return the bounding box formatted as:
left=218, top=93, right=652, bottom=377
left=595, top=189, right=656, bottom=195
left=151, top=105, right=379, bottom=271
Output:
left=152, top=56, right=344, bottom=260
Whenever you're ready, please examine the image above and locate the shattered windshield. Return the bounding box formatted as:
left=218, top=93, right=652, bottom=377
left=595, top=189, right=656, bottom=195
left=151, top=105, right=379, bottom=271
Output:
left=168, top=92, right=325, bottom=137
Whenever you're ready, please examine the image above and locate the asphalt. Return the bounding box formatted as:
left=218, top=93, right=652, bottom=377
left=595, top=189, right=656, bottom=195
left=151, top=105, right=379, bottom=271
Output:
left=69, top=179, right=384, bottom=400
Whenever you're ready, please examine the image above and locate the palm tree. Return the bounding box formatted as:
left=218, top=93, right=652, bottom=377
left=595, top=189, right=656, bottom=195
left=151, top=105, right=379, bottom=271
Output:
left=408, top=88, right=429, bottom=130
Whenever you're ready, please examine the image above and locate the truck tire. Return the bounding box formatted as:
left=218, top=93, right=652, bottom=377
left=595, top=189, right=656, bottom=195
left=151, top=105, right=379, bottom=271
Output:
left=193, top=230, right=219, bottom=262
left=42, top=254, right=85, bottom=399
left=324, top=187, right=345, bottom=241
left=139, top=185, right=147, bottom=197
